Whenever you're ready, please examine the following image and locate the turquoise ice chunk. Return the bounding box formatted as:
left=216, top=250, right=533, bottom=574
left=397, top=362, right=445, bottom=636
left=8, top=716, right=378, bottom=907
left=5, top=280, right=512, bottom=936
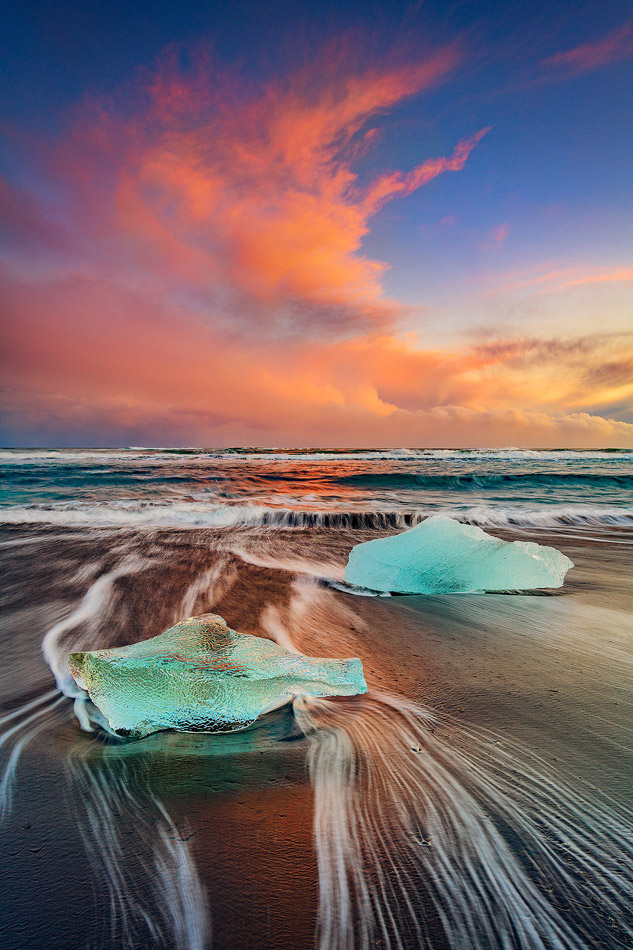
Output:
left=68, top=613, right=367, bottom=738
left=344, top=515, right=573, bottom=594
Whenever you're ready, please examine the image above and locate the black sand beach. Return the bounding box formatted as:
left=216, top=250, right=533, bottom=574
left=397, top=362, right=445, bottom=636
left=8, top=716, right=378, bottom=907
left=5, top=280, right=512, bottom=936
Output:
left=1, top=517, right=632, bottom=948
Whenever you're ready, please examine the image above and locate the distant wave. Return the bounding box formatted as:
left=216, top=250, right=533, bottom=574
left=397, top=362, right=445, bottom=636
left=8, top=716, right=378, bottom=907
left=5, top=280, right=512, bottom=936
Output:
left=1, top=448, right=632, bottom=464
left=1, top=501, right=632, bottom=530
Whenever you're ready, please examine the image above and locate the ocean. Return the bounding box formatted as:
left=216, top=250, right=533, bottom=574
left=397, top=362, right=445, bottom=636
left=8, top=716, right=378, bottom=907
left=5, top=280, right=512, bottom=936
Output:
left=1, top=448, right=632, bottom=949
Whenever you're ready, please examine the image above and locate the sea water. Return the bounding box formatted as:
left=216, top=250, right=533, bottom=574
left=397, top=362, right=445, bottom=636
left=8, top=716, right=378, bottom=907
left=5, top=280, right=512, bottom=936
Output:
left=0, top=446, right=632, bottom=528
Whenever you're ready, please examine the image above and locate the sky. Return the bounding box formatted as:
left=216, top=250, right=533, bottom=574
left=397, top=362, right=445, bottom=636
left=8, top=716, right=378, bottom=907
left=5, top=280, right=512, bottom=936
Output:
left=0, top=0, right=632, bottom=447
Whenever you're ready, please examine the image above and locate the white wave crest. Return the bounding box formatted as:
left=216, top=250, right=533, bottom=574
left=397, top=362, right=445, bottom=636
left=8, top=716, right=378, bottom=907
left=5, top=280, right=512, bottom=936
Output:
left=1, top=500, right=632, bottom=531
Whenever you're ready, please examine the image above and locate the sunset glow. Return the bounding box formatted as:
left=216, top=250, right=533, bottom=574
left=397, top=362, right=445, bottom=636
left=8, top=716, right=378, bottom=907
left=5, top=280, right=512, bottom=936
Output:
left=1, top=3, right=632, bottom=447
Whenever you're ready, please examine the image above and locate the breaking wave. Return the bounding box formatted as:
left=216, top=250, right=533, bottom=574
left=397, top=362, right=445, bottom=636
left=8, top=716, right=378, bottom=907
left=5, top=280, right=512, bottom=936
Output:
left=1, top=500, right=632, bottom=530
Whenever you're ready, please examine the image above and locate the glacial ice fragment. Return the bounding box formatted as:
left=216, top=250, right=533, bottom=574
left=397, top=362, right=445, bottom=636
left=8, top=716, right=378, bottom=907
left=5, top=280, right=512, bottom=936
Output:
left=344, top=515, right=573, bottom=594
left=68, top=613, right=367, bottom=738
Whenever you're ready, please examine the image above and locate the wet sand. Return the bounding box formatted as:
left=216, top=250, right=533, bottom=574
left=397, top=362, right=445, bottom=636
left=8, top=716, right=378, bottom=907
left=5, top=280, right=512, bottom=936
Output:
left=1, top=523, right=632, bottom=948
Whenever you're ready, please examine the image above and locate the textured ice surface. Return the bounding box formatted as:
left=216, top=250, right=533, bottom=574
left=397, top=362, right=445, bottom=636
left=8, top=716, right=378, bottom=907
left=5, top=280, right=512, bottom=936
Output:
left=68, top=613, right=367, bottom=738
left=344, top=515, right=574, bottom=594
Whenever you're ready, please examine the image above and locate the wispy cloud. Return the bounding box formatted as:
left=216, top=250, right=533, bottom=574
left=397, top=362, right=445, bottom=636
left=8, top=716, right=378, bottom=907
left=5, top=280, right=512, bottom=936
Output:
left=476, top=222, right=510, bottom=252
left=584, top=357, right=633, bottom=388
left=363, top=127, right=489, bottom=213
left=542, top=21, right=633, bottom=77
left=472, top=335, right=595, bottom=366
left=469, top=331, right=633, bottom=419
left=561, top=266, right=633, bottom=289
left=492, top=223, right=509, bottom=245
left=484, top=261, right=633, bottom=295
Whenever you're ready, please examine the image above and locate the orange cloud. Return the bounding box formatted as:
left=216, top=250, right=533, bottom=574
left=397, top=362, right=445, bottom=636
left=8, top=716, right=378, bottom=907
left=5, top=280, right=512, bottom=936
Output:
left=2, top=263, right=632, bottom=446
left=37, top=42, right=465, bottom=334
left=1, top=40, right=630, bottom=447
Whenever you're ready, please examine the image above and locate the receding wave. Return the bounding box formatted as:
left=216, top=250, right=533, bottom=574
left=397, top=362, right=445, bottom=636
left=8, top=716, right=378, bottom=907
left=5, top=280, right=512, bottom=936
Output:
left=1, top=501, right=632, bottom=530
left=295, top=692, right=633, bottom=950
left=66, top=749, right=211, bottom=950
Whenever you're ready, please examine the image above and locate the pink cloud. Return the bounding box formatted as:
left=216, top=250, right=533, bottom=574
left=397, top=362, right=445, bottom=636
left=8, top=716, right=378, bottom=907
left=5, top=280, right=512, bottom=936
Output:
left=492, top=223, right=509, bottom=245
left=363, top=128, right=489, bottom=213
left=542, top=21, right=633, bottom=77
left=561, top=266, right=633, bottom=289
left=477, top=221, right=510, bottom=252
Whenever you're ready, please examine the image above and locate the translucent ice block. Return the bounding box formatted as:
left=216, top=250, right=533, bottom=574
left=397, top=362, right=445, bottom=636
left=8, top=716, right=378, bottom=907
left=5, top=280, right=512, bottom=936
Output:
left=68, top=613, right=367, bottom=738
left=344, top=514, right=573, bottom=594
